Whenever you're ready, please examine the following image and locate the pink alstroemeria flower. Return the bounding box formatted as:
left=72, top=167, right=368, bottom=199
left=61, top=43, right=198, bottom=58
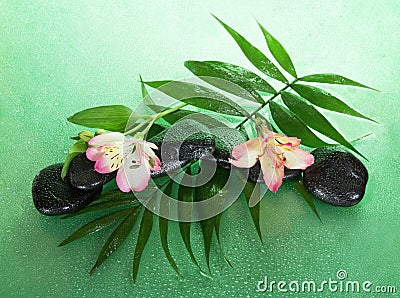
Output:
left=229, top=119, right=314, bottom=193
left=86, top=132, right=161, bottom=192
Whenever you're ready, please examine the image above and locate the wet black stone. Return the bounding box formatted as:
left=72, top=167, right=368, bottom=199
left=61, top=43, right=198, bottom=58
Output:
left=68, top=153, right=116, bottom=190
left=32, top=164, right=102, bottom=216
left=149, top=120, right=215, bottom=177
left=246, top=161, right=303, bottom=183
left=303, top=147, right=368, bottom=207
left=209, top=127, right=247, bottom=169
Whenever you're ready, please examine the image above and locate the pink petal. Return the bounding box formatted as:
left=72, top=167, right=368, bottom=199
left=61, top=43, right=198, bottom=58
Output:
left=94, top=154, right=120, bottom=174
left=116, top=168, right=132, bottom=192
left=259, top=150, right=285, bottom=193
left=229, top=138, right=262, bottom=168
left=117, top=147, right=152, bottom=192
left=274, top=134, right=301, bottom=147
left=86, top=146, right=103, bottom=161
left=278, top=145, right=314, bottom=170
left=88, top=132, right=125, bottom=146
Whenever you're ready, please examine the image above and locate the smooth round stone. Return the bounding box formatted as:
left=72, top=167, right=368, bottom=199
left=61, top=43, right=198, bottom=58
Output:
left=32, top=164, right=102, bottom=216
left=68, top=153, right=116, bottom=190
left=247, top=161, right=302, bottom=183
left=303, top=147, right=368, bottom=207
left=149, top=121, right=215, bottom=177
left=209, top=127, right=247, bottom=169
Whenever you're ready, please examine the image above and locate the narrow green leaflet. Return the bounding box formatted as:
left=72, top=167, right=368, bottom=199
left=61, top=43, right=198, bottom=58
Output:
left=195, top=165, right=230, bottom=271
left=92, top=189, right=137, bottom=203
left=133, top=207, right=154, bottom=283
left=291, top=177, right=322, bottom=222
left=150, top=105, right=227, bottom=127
left=269, top=101, right=328, bottom=148
left=67, top=105, right=135, bottom=132
left=139, top=74, right=156, bottom=107
left=143, top=80, right=172, bottom=89
left=184, top=60, right=265, bottom=103
left=144, top=80, right=248, bottom=117
left=281, top=91, right=365, bottom=158
left=258, top=22, right=297, bottom=78
left=209, top=61, right=276, bottom=94
left=243, top=181, right=263, bottom=244
left=90, top=207, right=141, bottom=275
left=291, top=84, right=377, bottom=123
left=159, top=182, right=183, bottom=277
left=146, top=123, right=167, bottom=139
left=212, top=15, right=288, bottom=83
left=299, top=73, right=377, bottom=91
left=214, top=213, right=232, bottom=267
left=59, top=208, right=134, bottom=246
left=178, top=168, right=202, bottom=271
left=61, top=198, right=139, bottom=219
left=61, top=139, right=88, bottom=179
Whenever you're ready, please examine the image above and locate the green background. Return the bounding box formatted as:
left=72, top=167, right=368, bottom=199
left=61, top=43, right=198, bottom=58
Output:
left=1, top=1, right=399, bottom=297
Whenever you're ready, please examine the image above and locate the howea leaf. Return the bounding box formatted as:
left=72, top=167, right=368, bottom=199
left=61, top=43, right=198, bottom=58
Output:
left=61, top=198, right=139, bottom=219
left=94, top=189, right=137, bottom=203
left=212, top=15, right=288, bottom=83
left=299, top=73, right=378, bottom=91
left=214, top=213, right=232, bottom=267
left=67, top=105, right=135, bottom=132
left=139, top=74, right=156, bottom=108
left=281, top=91, right=366, bottom=159
left=184, top=60, right=265, bottom=104
left=150, top=104, right=228, bottom=128
left=89, top=207, right=141, bottom=275
left=159, top=182, right=183, bottom=277
left=193, top=61, right=276, bottom=94
left=61, top=139, right=87, bottom=179
left=292, top=84, right=377, bottom=123
left=133, top=207, right=154, bottom=283
left=144, top=80, right=248, bottom=117
left=146, top=123, right=167, bottom=140
left=291, top=177, right=322, bottom=222
left=177, top=168, right=202, bottom=271
left=269, top=101, right=329, bottom=148
left=258, top=22, right=297, bottom=78
left=59, top=208, right=134, bottom=246
left=243, top=181, right=263, bottom=244
left=195, top=165, right=230, bottom=272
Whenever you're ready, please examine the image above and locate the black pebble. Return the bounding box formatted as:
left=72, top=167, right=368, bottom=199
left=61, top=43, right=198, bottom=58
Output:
left=303, top=147, right=368, bottom=207
left=68, top=153, right=116, bottom=190
left=32, top=164, right=102, bottom=216
left=247, top=161, right=302, bottom=183
left=149, top=120, right=215, bottom=177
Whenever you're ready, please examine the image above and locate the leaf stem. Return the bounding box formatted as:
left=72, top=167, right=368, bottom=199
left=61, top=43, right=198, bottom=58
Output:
left=124, top=103, right=188, bottom=137
left=235, top=78, right=299, bottom=129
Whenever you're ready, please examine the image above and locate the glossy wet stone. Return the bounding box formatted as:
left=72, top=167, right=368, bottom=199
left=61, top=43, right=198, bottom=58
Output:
left=32, top=164, right=102, bottom=216
left=247, top=161, right=303, bottom=183
left=68, top=153, right=116, bottom=190
left=149, top=120, right=215, bottom=177
left=209, top=127, right=247, bottom=168
left=303, top=147, right=368, bottom=207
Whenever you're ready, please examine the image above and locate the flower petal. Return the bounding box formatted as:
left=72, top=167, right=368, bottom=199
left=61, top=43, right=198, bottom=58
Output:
left=259, top=150, right=285, bottom=193
left=141, top=142, right=161, bottom=171
left=86, top=146, right=104, bottom=161
left=229, top=138, right=262, bottom=168
left=274, top=133, right=301, bottom=147
left=117, top=146, right=152, bottom=192
left=93, top=145, right=124, bottom=174
left=88, top=132, right=125, bottom=146
left=277, top=144, right=314, bottom=170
